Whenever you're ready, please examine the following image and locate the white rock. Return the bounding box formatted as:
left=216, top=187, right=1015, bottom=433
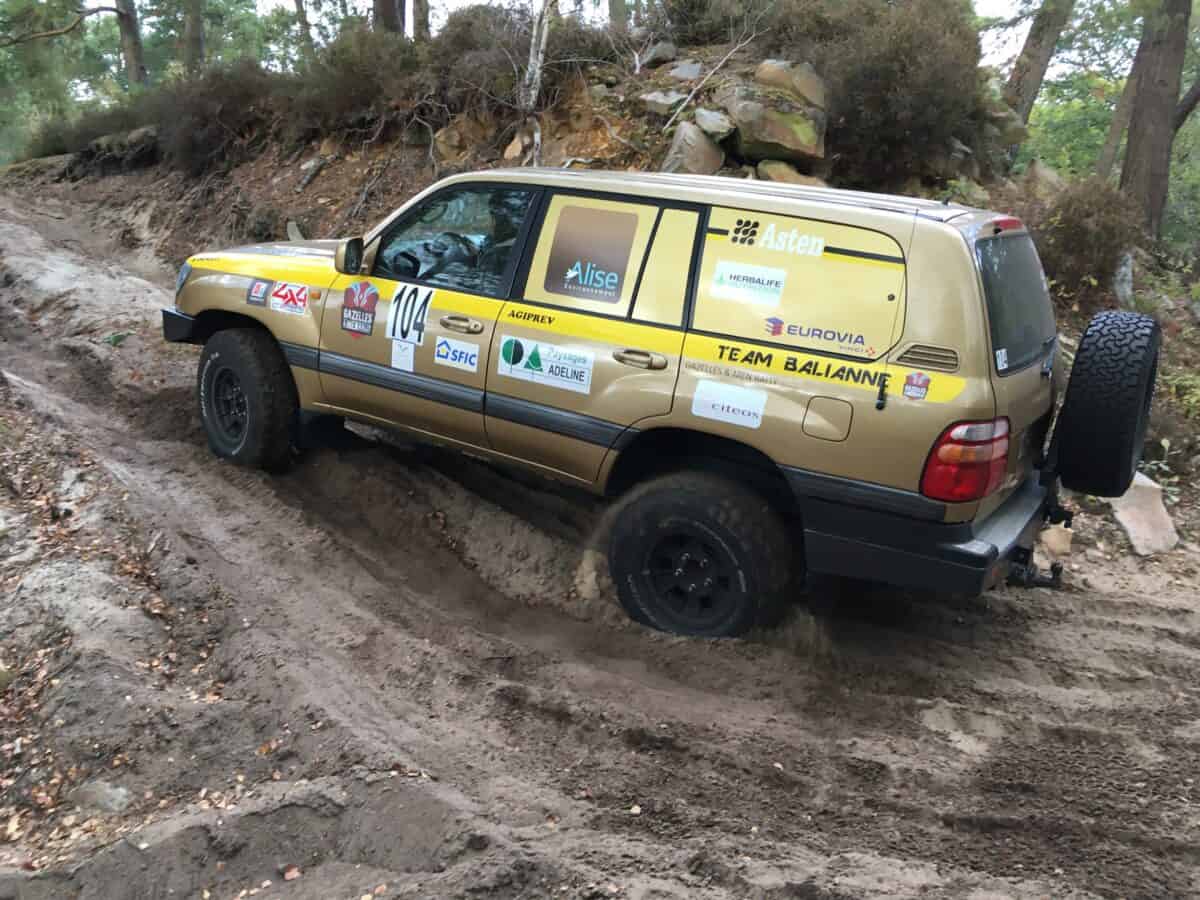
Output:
left=694, top=108, right=735, bottom=141
left=1108, top=473, right=1179, bottom=556
left=641, top=90, right=687, bottom=116
left=1114, top=251, right=1134, bottom=309
left=1039, top=522, right=1073, bottom=558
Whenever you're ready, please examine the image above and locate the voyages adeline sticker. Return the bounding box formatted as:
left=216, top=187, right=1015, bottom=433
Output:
left=341, top=281, right=379, bottom=337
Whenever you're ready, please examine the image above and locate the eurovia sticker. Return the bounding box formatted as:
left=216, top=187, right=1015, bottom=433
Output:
left=341, top=281, right=379, bottom=337
left=269, top=282, right=309, bottom=315
left=497, top=335, right=593, bottom=394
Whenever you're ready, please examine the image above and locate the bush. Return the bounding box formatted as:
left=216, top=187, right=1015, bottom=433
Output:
left=25, top=104, right=153, bottom=159
left=1000, top=176, right=1143, bottom=307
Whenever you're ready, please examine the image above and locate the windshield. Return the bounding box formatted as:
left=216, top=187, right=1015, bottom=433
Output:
left=976, top=233, right=1056, bottom=374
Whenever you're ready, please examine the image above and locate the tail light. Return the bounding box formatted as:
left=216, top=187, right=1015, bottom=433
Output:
left=921, top=418, right=1010, bottom=502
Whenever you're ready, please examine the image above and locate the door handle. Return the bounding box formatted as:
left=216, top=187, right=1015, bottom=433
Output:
left=613, top=348, right=668, bottom=370
left=439, top=314, right=484, bottom=335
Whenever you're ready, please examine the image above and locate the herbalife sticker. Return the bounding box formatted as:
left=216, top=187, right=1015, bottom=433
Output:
left=391, top=341, right=414, bottom=373
left=269, top=281, right=309, bottom=315
left=497, top=335, right=593, bottom=394
left=434, top=337, right=479, bottom=373
left=341, top=281, right=379, bottom=337
left=544, top=205, right=637, bottom=303
left=387, top=283, right=433, bottom=346
left=711, top=261, right=786, bottom=306
left=691, top=379, right=767, bottom=429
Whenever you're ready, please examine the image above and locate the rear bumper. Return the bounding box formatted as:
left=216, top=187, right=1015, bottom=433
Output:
left=792, top=474, right=1049, bottom=595
left=162, top=308, right=198, bottom=343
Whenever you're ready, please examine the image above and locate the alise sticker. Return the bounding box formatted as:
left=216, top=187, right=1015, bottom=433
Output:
left=341, top=281, right=380, bottom=337
left=691, top=379, right=767, bottom=429
left=710, top=261, right=787, bottom=306
left=269, top=282, right=309, bottom=315
left=497, top=335, right=593, bottom=394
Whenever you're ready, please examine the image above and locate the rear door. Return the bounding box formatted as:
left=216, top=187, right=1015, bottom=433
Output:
left=318, top=183, right=539, bottom=449
left=975, top=230, right=1057, bottom=514
left=484, top=192, right=700, bottom=482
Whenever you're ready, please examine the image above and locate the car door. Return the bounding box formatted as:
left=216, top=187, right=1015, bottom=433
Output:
left=318, top=183, right=539, bottom=449
left=484, top=191, right=700, bottom=482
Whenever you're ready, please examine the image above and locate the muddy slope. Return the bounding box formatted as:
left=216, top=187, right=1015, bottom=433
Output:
left=1, top=187, right=1200, bottom=900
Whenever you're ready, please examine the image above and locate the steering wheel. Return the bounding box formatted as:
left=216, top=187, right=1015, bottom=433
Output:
left=397, top=250, right=422, bottom=276
left=426, top=232, right=477, bottom=262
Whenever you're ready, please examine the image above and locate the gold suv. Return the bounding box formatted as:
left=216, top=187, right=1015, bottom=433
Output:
left=163, top=170, right=1160, bottom=636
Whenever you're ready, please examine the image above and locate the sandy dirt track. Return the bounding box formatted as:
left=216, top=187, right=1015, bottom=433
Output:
left=1, top=188, right=1200, bottom=900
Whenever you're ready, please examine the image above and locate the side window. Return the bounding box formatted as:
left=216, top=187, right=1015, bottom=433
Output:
left=524, top=193, right=658, bottom=316
left=374, top=185, right=535, bottom=297
left=692, top=207, right=907, bottom=360
left=631, top=208, right=699, bottom=327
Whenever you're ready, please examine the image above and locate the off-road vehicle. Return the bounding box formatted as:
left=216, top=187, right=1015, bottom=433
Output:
left=163, top=170, right=1159, bottom=636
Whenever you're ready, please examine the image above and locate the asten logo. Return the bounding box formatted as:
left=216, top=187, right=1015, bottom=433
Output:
left=731, top=219, right=760, bottom=245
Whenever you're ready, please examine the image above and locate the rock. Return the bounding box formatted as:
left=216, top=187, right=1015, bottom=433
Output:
left=1023, top=158, right=1065, bottom=199
left=318, top=136, right=338, bottom=157
left=285, top=220, right=305, bottom=241
left=641, top=90, right=688, bottom=116
left=668, top=60, right=702, bottom=81
left=753, top=59, right=827, bottom=110
left=694, top=108, right=735, bottom=141
left=589, top=83, right=610, bottom=101
left=642, top=40, right=677, bottom=68
left=70, top=780, right=131, bottom=815
left=755, top=160, right=826, bottom=186
left=299, top=158, right=322, bottom=172
left=1039, top=523, right=1073, bottom=558
left=661, top=122, right=724, bottom=175
left=717, top=79, right=825, bottom=163
left=1114, top=251, right=1134, bottom=309
left=1107, top=473, right=1180, bottom=556
left=433, top=113, right=493, bottom=163
left=503, top=133, right=525, bottom=161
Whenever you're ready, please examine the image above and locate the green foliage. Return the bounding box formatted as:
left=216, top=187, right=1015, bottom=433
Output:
left=1018, top=71, right=1116, bottom=176
left=1165, top=372, right=1200, bottom=419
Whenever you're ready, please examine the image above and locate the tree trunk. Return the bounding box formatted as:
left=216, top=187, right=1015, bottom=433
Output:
left=115, top=0, right=147, bottom=84
left=293, top=0, right=316, bottom=60
left=1120, top=0, right=1191, bottom=237
left=608, top=0, right=627, bottom=29
left=182, top=0, right=205, bottom=75
left=413, top=0, right=429, bottom=41
left=1174, top=73, right=1200, bottom=132
left=519, top=0, right=553, bottom=115
left=1003, top=0, right=1076, bottom=125
left=373, top=0, right=403, bottom=34
left=1095, top=57, right=1139, bottom=179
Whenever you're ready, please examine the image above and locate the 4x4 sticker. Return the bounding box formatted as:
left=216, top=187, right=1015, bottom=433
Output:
left=341, top=281, right=379, bottom=337
left=387, top=283, right=433, bottom=346
left=497, top=335, right=593, bottom=394
left=269, top=282, right=308, bottom=315
left=246, top=279, right=272, bottom=306
left=711, top=261, right=786, bottom=306
left=692, top=380, right=766, bottom=429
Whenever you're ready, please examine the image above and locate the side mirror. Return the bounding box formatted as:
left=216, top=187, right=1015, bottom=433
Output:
left=335, top=237, right=364, bottom=275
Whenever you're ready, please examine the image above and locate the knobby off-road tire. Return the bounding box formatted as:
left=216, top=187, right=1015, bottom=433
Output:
left=1056, top=310, right=1159, bottom=498
left=608, top=472, right=793, bottom=637
left=198, top=328, right=297, bottom=471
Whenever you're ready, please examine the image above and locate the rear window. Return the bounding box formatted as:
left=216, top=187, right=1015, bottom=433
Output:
left=976, top=234, right=1056, bottom=374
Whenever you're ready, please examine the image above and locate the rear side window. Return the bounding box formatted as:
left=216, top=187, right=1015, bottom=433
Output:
left=976, top=234, right=1056, bottom=374
left=692, top=207, right=906, bottom=360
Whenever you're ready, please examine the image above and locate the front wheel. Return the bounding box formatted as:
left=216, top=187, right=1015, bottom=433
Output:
left=198, top=328, right=297, bottom=470
left=607, top=472, right=794, bottom=637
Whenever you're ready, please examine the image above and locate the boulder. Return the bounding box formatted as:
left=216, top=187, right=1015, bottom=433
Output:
left=661, top=122, right=724, bottom=175
left=753, top=59, right=827, bottom=110
left=716, top=79, right=825, bottom=163
left=503, top=134, right=524, bottom=161
left=642, top=40, right=677, bottom=68
left=755, top=160, right=827, bottom=186
left=641, top=90, right=688, bottom=116
left=70, top=780, right=131, bottom=815
left=1107, top=473, right=1180, bottom=556
left=694, top=108, right=736, bottom=141
left=1113, top=251, right=1134, bottom=309
left=590, top=83, right=610, bottom=101
left=668, top=60, right=703, bottom=81
left=433, top=113, right=493, bottom=163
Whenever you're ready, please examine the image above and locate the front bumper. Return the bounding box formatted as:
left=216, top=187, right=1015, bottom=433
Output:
left=162, top=308, right=198, bottom=343
left=796, top=475, right=1049, bottom=595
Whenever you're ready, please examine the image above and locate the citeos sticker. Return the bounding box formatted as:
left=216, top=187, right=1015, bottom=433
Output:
left=246, top=278, right=272, bottom=306
left=341, top=281, right=380, bottom=337
left=434, top=337, right=479, bottom=373
left=387, top=283, right=434, bottom=346
left=691, top=379, right=767, bottom=429
left=903, top=371, right=931, bottom=400
left=711, top=261, right=787, bottom=306
left=497, top=335, right=593, bottom=394
left=269, top=282, right=308, bottom=315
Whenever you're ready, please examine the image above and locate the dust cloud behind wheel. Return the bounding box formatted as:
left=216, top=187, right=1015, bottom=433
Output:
left=1054, top=310, right=1160, bottom=498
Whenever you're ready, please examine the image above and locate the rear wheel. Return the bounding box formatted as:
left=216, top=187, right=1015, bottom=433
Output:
left=198, top=328, right=297, bottom=471
left=1055, top=310, right=1159, bottom=497
left=608, top=471, right=793, bottom=637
